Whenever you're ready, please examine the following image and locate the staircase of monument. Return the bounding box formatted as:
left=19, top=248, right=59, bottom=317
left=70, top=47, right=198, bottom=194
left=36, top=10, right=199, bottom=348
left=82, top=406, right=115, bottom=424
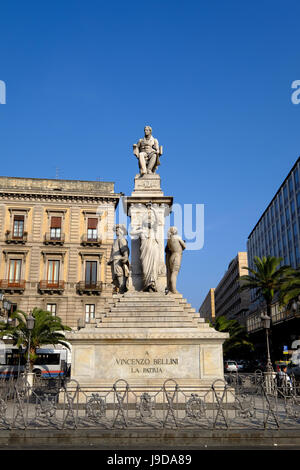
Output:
left=90, top=292, right=211, bottom=333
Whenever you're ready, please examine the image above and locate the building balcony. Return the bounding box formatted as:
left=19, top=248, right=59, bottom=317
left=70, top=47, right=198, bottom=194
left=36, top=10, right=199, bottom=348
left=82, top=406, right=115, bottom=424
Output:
left=76, top=281, right=103, bottom=295
left=38, top=281, right=65, bottom=294
left=5, top=231, right=28, bottom=244
left=0, top=279, right=26, bottom=293
left=81, top=234, right=102, bottom=247
left=44, top=233, right=65, bottom=245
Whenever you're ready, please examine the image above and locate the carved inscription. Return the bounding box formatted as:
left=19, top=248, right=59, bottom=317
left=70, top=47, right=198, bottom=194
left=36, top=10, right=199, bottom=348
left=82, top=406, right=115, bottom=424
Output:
left=115, top=356, right=179, bottom=374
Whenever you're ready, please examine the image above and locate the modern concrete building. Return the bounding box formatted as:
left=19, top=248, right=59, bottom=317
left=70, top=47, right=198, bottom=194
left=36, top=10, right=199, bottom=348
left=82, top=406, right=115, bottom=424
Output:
left=245, top=157, right=300, bottom=358
left=198, top=253, right=250, bottom=326
left=0, top=176, right=120, bottom=328
left=247, top=157, right=300, bottom=274
left=214, top=252, right=250, bottom=326
left=199, top=288, right=215, bottom=322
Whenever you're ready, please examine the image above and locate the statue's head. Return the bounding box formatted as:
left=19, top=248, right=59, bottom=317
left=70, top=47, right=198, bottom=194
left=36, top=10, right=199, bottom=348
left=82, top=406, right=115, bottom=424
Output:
left=168, top=226, right=178, bottom=237
left=144, top=125, right=152, bottom=137
left=114, top=224, right=127, bottom=236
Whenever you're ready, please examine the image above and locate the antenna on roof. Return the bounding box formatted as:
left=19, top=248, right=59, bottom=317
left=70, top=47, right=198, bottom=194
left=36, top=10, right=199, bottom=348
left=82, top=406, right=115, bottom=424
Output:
left=56, top=167, right=60, bottom=179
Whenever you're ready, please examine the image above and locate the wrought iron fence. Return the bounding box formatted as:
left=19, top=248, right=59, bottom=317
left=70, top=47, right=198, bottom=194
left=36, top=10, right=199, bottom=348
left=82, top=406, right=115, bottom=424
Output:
left=0, top=373, right=300, bottom=430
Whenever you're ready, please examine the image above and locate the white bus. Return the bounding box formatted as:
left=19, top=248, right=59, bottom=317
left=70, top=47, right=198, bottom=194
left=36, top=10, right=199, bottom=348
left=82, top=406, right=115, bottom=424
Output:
left=0, top=346, right=69, bottom=378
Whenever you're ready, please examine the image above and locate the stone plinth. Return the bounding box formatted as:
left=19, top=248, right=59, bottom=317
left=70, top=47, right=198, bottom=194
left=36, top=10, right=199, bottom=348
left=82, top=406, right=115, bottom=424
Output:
left=66, top=292, right=228, bottom=390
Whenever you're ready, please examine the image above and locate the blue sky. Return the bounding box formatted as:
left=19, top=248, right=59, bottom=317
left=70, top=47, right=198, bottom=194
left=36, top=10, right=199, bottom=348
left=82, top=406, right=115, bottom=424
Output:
left=0, top=1, right=300, bottom=310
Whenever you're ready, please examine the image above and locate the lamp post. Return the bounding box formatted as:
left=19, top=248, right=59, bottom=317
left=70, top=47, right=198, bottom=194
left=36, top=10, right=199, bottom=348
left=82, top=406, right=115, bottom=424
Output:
left=260, top=313, right=273, bottom=372
left=26, top=313, right=35, bottom=386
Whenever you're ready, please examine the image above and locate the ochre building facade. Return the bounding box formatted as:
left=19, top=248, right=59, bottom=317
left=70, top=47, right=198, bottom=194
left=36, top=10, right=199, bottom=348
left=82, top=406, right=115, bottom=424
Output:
left=0, top=176, right=120, bottom=328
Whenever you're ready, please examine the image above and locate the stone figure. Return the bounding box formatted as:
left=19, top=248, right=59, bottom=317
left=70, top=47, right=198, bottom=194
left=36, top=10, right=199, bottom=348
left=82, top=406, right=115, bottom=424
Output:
left=107, top=224, right=130, bottom=294
left=131, top=210, right=160, bottom=292
left=133, top=125, right=163, bottom=177
left=165, top=227, right=186, bottom=294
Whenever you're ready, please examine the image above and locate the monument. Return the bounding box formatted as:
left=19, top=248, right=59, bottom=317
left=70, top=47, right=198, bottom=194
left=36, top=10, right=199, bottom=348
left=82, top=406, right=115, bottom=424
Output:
left=66, top=126, right=228, bottom=392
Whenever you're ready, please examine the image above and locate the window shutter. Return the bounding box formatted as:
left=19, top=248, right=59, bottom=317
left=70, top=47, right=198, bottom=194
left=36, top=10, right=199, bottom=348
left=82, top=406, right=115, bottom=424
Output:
left=51, top=217, right=62, bottom=228
left=88, top=218, right=98, bottom=229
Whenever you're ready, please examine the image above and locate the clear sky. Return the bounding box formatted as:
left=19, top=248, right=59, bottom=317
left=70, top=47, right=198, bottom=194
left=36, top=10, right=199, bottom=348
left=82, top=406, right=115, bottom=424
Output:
left=0, top=1, right=300, bottom=310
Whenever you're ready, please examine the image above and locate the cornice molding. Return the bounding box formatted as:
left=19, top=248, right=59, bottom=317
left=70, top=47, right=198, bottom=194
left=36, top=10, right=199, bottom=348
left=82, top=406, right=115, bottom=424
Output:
left=0, top=191, right=120, bottom=206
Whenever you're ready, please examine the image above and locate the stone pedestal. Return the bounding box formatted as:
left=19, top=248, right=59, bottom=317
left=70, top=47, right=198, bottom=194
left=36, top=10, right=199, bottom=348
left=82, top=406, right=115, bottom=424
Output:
left=66, top=292, right=228, bottom=392
left=123, top=174, right=172, bottom=293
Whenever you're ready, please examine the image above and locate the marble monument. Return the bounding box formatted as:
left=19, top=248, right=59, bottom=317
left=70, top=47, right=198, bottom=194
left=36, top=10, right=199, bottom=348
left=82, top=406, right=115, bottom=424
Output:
left=66, top=126, right=228, bottom=392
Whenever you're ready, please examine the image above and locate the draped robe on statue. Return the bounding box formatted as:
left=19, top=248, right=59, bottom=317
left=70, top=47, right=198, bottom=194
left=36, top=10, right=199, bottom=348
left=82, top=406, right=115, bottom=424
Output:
left=139, top=224, right=160, bottom=291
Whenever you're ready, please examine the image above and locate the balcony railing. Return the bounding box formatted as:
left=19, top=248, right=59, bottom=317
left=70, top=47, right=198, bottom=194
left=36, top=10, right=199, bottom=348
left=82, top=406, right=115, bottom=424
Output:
left=44, top=233, right=65, bottom=245
left=0, top=280, right=26, bottom=293
left=5, top=231, right=28, bottom=244
left=81, top=234, right=102, bottom=247
left=76, top=281, right=103, bottom=295
left=38, top=281, right=65, bottom=294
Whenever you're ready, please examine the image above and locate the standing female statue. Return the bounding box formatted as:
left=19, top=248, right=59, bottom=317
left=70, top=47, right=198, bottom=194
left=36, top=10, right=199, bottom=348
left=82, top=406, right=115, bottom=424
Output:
left=131, top=210, right=160, bottom=292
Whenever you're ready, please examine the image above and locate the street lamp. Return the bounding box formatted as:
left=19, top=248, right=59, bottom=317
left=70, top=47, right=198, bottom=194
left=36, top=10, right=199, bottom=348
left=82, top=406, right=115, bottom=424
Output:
left=26, top=313, right=35, bottom=377
left=261, top=313, right=273, bottom=372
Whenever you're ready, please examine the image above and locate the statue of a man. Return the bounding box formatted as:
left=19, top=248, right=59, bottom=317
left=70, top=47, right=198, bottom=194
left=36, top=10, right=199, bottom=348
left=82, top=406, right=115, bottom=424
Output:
left=133, top=125, right=163, bottom=176
left=165, top=227, right=186, bottom=294
left=107, top=224, right=130, bottom=294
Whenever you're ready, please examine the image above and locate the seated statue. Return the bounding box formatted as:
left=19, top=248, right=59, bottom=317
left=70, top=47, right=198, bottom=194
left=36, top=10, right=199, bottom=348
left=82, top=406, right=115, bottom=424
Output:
left=133, top=125, right=163, bottom=176
left=165, top=227, right=186, bottom=294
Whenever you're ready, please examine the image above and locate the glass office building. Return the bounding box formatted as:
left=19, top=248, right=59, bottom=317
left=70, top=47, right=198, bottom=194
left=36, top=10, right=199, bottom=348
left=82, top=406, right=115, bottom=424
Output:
left=247, top=157, right=300, bottom=280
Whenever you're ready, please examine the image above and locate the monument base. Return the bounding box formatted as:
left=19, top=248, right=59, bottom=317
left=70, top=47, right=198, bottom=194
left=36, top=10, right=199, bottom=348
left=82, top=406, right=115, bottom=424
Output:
left=65, top=292, right=229, bottom=400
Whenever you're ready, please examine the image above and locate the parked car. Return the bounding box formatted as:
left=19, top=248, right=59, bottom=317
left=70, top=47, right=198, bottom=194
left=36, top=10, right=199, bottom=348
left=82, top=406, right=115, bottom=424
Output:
left=224, top=360, right=238, bottom=372
left=236, top=361, right=245, bottom=372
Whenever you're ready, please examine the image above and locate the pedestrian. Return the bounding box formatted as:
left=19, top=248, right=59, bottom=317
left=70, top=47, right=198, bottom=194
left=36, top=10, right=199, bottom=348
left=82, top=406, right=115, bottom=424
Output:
left=277, top=365, right=293, bottom=394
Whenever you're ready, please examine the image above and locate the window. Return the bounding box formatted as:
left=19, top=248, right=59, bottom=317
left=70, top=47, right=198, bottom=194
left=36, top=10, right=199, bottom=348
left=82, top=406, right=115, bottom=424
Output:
left=85, top=304, right=95, bottom=323
left=283, top=185, right=288, bottom=204
left=296, top=246, right=300, bottom=266
left=295, top=168, right=299, bottom=189
left=85, top=261, right=97, bottom=286
left=291, top=200, right=295, bottom=218
left=285, top=207, right=290, bottom=225
left=47, top=303, right=57, bottom=316
left=8, top=259, right=22, bottom=283
left=281, top=213, right=285, bottom=230
left=87, top=218, right=98, bottom=240
left=289, top=177, right=294, bottom=195
left=274, top=199, right=278, bottom=217
left=13, top=215, right=24, bottom=238
left=279, top=193, right=283, bottom=211
left=293, top=222, right=298, bottom=238
left=50, top=217, right=62, bottom=240
left=47, top=260, right=60, bottom=285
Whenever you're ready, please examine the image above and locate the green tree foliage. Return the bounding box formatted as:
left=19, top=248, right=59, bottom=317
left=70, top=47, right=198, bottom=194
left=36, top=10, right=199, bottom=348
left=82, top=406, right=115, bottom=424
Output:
left=0, top=308, right=71, bottom=371
left=213, top=315, right=254, bottom=358
left=239, top=256, right=293, bottom=318
left=279, top=268, right=300, bottom=306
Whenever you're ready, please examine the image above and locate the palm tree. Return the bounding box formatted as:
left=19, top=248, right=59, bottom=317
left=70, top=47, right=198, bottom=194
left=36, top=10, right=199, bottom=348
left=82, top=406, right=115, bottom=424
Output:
left=279, top=268, right=300, bottom=307
left=239, top=256, right=292, bottom=320
left=0, top=308, right=71, bottom=372
left=213, top=315, right=254, bottom=358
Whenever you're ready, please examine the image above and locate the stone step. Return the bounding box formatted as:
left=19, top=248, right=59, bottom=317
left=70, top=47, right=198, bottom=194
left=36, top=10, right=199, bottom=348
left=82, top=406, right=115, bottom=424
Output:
left=101, top=316, right=194, bottom=323
left=97, top=322, right=198, bottom=328
left=118, top=299, right=176, bottom=305
left=103, top=311, right=192, bottom=318
left=108, top=305, right=184, bottom=312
